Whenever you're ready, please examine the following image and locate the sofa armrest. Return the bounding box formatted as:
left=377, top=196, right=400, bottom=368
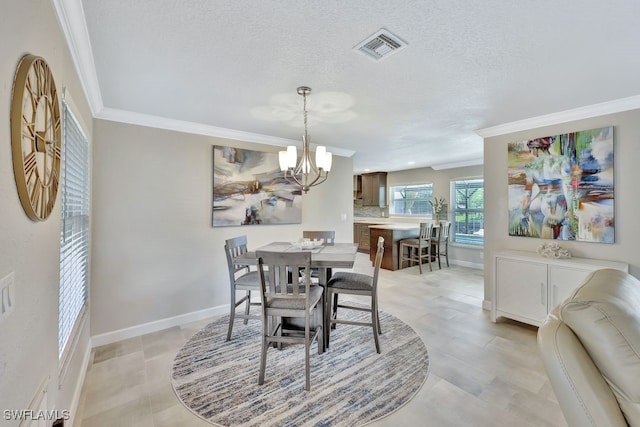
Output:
left=538, top=314, right=628, bottom=427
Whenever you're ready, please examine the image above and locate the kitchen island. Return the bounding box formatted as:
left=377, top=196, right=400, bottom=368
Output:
left=368, top=223, right=420, bottom=271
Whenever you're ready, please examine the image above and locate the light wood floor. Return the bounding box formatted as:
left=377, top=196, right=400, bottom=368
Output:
left=76, top=253, right=568, bottom=427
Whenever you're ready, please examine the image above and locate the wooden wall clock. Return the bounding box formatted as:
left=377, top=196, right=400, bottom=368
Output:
left=10, top=54, right=62, bottom=221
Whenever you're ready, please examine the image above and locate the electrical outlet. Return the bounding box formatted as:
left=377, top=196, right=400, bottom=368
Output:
left=0, top=272, right=15, bottom=322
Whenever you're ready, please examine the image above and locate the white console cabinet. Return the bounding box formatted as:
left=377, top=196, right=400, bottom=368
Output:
left=492, top=250, right=628, bottom=326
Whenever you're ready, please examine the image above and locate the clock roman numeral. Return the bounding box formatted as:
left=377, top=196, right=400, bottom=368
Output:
left=29, top=180, right=42, bottom=209
left=24, top=151, right=37, bottom=179
left=40, top=183, right=49, bottom=218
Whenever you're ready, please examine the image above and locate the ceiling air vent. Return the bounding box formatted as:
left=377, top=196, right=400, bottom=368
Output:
left=354, top=28, right=408, bottom=61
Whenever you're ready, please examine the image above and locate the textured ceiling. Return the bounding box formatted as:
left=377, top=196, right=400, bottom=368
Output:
left=67, top=0, right=640, bottom=172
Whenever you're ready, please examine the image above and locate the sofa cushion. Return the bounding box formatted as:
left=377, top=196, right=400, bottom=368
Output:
left=560, top=268, right=640, bottom=426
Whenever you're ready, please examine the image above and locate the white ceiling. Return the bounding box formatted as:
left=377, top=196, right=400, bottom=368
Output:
left=56, top=0, right=640, bottom=173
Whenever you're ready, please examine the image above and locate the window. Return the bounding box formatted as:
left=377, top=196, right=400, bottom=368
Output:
left=59, top=100, right=90, bottom=359
left=451, top=179, right=484, bottom=245
left=389, top=183, right=433, bottom=215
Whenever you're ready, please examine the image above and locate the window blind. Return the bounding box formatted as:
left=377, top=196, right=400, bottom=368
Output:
left=452, top=179, right=484, bottom=245
left=59, top=101, right=90, bottom=358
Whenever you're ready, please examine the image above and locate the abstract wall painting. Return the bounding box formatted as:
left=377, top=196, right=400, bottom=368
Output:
left=212, top=145, right=302, bottom=227
left=507, top=126, right=614, bottom=243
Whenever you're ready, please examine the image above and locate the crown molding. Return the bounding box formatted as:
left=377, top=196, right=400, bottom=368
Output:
left=51, top=0, right=103, bottom=115
left=476, top=95, right=640, bottom=138
left=431, top=158, right=484, bottom=170
left=97, top=107, right=356, bottom=157
left=52, top=0, right=355, bottom=157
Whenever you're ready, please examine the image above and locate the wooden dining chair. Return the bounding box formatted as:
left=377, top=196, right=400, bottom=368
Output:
left=302, top=230, right=336, bottom=281
left=224, top=235, right=261, bottom=341
left=302, top=230, right=336, bottom=244
left=433, top=221, right=451, bottom=268
left=256, top=250, right=324, bottom=391
left=325, top=236, right=384, bottom=353
left=399, top=222, right=434, bottom=274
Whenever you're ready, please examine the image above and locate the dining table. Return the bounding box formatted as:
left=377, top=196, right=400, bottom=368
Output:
left=232, top=241, right=359, bottom=347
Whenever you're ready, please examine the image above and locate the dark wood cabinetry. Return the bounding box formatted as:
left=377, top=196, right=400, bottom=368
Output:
left=353, top=222, right=382, bottom=252
left=369, top=224, right=420, bottom=271
left=361, top=172, right=387, bottom=207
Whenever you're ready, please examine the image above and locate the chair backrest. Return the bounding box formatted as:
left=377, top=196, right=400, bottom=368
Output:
left=440, top=221, right=451, bottom=242
left=372, top=236, right=385, bottom=290
left=418, top=222, right=434, bottom=241
left=302, top=230, right=336, bottom=244
left=224, top=235, right=250, bottom=279
left=256, top=251, right=313, bottom=311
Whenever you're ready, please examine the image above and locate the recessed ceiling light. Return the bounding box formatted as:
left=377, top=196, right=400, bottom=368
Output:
left=364, top=168, right=371, bottom=172
left=408, top=161, right=415, bottom=165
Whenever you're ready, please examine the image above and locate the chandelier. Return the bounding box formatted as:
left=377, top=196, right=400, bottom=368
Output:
left=278, top=86, right=332, bottom=193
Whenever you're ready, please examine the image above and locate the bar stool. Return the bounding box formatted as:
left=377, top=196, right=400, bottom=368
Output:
left=399, top=222, right=434, bottom=274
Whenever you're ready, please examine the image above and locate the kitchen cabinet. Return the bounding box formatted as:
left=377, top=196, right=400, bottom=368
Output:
left=492, top=250, right=629, bottom=326
left=361, top=172, right=387, bottom=207
left=353, top=222, right=382, bottom=252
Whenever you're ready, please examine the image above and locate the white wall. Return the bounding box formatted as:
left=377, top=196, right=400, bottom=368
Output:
left=0, top=0, right=93, bottom=424
left=484, top=109, right=640, bottom=304
left=90, top=119, right=354, bottom=338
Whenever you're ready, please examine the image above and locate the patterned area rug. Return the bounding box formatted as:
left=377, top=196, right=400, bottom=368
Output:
left=171, top=305, right=429, bottom=426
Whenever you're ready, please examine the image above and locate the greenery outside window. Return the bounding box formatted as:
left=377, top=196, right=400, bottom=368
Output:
left=451, top=179, right=484, bottom=245
left=389, top=184, right=433, bottom=215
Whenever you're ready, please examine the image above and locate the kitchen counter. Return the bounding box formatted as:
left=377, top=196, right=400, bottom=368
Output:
left=367, top=223, right=420, bottom=230
left=354, top=217, right=391, bottom=223
left=368, top=223, right=420, bottom=271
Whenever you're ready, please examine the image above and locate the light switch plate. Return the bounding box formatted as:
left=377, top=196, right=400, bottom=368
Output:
left=0, top=272, right=15, bottom=321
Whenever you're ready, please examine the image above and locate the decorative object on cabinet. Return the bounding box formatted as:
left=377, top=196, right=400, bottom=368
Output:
left=492, top=250, right=628, bottom=327
left=278, top=86, right=333, bottom=193
left=10, top=54, right=62, bottom=221
left=507, top=126, right=614, bottom=243
left=212, top=145, right=302, bottom=227
left=537, top=242, right=571, bottom=259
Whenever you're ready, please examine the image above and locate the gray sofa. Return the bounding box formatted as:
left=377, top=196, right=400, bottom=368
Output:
left=537, top=268, right=640, bottom=427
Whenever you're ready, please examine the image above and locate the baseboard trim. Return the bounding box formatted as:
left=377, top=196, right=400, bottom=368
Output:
left=482, top=300, right=492, bottom=311
left=68, top=340, right=92, bottom=427
left=450, top=259, right=484, bottom=270
left=91, top=305, right=228, bottom=347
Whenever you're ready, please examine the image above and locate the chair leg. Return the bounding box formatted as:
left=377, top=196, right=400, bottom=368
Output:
left=317, top=299, right=325, bottom=354
left=243, top=291, right=251, bottom=324
left=445, top=244, right=449, bottom=267
left=331, top=293, right=338, bottom=330
left=325, top=289, right=332, bottom=347
left=305, top=325, right=311, bottom=391
left=417, top=247, right=423, bottom=274
left=226, top=290, right=236, bottom=341
left=258, top=314, right=269, bottom=385
left=371, top=295, right=381, bottom=353
left=427, top=246, right=433, bottom=272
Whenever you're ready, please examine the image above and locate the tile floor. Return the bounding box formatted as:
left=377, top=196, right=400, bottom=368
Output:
left=75, top=254, right=567, bottom=427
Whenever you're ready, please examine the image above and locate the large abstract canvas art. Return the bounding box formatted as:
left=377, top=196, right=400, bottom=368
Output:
left=212, top=145, right=302, bottom=227
left=507, top=126, right=614, bottom=243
